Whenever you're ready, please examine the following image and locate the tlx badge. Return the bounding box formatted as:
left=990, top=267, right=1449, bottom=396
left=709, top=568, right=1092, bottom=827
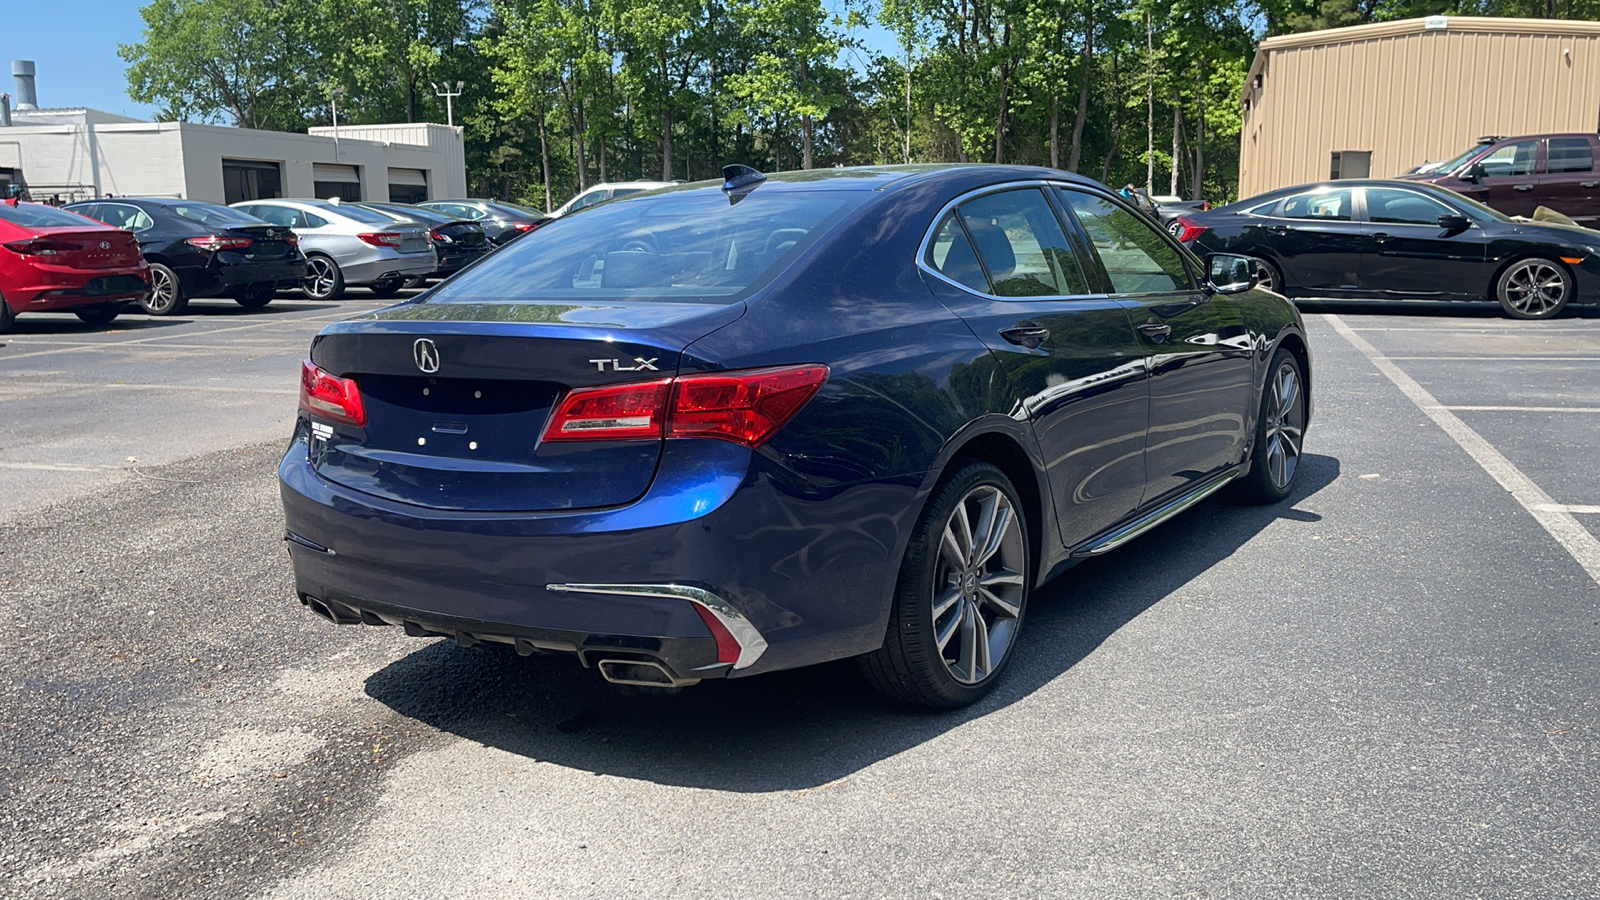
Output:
left=589, top=357, right=659, bottom=372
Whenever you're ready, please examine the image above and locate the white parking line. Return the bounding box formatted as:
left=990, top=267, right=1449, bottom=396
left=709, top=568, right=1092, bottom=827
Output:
left=1533, top=503, right=1600, bottom=515
left=1386, top=356, right=1600, bottom=362
left=0, top=462, right=121, bottom=472
left=1445, top=405, right=1600, bottom=413
left=0, top=381, right=297, bottom=396
left=0, top=310, right=359, bottom=363
left=1326, top=314, right=1600, bottom=585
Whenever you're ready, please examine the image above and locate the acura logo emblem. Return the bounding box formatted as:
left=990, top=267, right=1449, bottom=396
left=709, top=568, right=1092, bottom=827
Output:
left=413, top=338, right=440, bottom=373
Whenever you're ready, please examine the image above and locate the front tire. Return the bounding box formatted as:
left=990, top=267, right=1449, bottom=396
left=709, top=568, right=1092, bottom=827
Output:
left=74, top=304, right=122, bottom=328
left=1496, top=257, right=1570, bottom=319
left=303, top=255, right=344, bottom=301
left=1236, top=348, right=1307, bottom=504
left=140, top=263, right=188, bottom=315
left=860, top=461, right=1031, bottom=708
left=0, top=296, right=15, bottom=334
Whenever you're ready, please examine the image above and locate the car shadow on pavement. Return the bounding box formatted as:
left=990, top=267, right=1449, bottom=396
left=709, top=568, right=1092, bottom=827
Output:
left=3, top=315, right=186, bottom=335
left=363, top=453, right=1340, bottom=793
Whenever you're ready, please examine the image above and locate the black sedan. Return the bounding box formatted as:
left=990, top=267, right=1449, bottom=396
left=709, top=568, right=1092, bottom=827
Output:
left=417, top=199, right=549, bottom=245
left=350, top=202, right=492, bottom=284
left=1175, top=179, right=1600, bottom=318
left=64, top=198, right=307, bottom=314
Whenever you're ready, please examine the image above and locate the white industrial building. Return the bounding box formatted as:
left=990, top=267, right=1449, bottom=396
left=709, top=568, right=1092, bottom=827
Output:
left=0, top=61, right=468, bottom=205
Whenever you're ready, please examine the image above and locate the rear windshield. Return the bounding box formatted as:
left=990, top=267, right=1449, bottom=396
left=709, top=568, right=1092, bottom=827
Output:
left=368, top=204, right=451, bottom=225
left=0, top=203, right=101, bottom=228
left=169, top=203, right=265, bottom=227
left=426, top=189, right=859, bottom=304
left=323, top=204, right=399, bottom=225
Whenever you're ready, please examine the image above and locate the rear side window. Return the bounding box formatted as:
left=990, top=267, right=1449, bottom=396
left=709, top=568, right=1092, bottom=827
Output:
left=1280, top=188, right=1353, bottom=221
left=251, top=205, right=303, bottom=228
left=954, top=189, right=1088, bottom=297
left=0, top=203, right=101, bottom=228
left=926, top=212, right=989, bottom=293
left=1547, top=138, right=1594, bottom=174
left=426, top=190, right=860, bottom=303
left=324, top=204, right=395, bottom=225
left=98, top=204, right=154, bottom=232
left=1059, top=190, right=1192, bottom=294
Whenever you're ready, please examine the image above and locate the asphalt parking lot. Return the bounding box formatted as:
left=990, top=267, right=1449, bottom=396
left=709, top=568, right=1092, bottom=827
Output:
left=2, top=295, right=1598, bottom=898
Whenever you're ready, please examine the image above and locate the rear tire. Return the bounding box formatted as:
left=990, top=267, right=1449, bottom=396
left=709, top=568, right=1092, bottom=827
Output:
left=303, top=255, right=344, bottom=301
left=1235, top=347, right=1307, bottom=504
left=140, top=263, right=188, bottom=315
left=367, top=277, right=405, bottom=298
left=74, top=304, right=122, bottom=328
left=0, top=295, right=15, bottom=334
left=1495, top=257, right=1570, bottom=319
left=859, top=461, right=1031, bottom=708
left=234, top=286, right=275, bottom=309
left=1249, top=257, right=1283, bottom=295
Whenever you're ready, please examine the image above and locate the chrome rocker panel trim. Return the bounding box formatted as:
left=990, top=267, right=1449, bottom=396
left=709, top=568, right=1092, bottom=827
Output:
left=545, top=583, right=770, bottom=670
left=1071, top=470, right=1240, bottom=558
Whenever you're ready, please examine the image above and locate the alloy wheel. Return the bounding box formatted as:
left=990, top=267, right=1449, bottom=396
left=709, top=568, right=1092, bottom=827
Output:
left=305, top=258, right=338, bottom=299
left=1253, top=259, right=1277, bottom=293
left=1262, top=360, right=1305, bottom=491
left=146, top=266, right=178, bottom=313
left=1501, top=260, right=1566, bottom=317
left=931, top=483, right=1027, bottom=685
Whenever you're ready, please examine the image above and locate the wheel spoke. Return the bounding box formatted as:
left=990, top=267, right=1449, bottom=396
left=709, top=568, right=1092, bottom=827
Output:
left=940, top=524, right=967, bottom=572
left=973, top=499, right=1013, bottom=568
left=950, top=499, right=974, bottom=564
left=1278, top=371, right=1299, bottom=419
left=934, top=598, right=962, bottom=652
left=932, top=587, right=961, bottom=619
left=1267, top=435, right=1286, bottom=487
left=979, top=568, right=1025, bottom=589
left=956, top=604, right=979, bottom=682
left=971, top=609, right=992, bottom=680
left=977, top=585, right=1021, bottom=619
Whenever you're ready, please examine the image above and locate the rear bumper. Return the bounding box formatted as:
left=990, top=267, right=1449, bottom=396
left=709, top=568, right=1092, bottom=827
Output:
left=429, top=246, right=490, bottom=277
left=184, top=255, right=309, bottom=297
left=343, top=253, right=436, bottom=286
left=8, top=269, right=150, bottom=312
left=279, top=427, right=919, bottom=681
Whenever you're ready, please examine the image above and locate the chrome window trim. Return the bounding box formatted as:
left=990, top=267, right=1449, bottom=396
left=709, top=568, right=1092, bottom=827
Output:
left=915, top=179, right=1109, bottom=302
left=544, top=582, right=769, bottom=670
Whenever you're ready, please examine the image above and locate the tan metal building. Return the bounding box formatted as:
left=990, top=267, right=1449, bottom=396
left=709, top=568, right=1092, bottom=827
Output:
left=1238, top=16, right=1600, bottom=198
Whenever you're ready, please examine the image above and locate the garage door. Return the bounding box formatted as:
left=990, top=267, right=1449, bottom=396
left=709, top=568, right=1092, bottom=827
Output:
left=388, top=167, right=428, bottom=203
left=313, top=164, right=361, bottom=201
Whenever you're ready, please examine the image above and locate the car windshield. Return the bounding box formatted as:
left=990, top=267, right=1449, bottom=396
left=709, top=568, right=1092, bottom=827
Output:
left=0, top=203, right=101, bottom=228
left=169, top=203, right=266, bottom=227
left=425, top=189, right=860, bottom=304
left=1424, top=144, right=1490, bottom=176
left=1429, top=185, right=1512, bottom=222
left=487, top=202, right=546, bottom=220
left=368, top=204, right=451, bottom=225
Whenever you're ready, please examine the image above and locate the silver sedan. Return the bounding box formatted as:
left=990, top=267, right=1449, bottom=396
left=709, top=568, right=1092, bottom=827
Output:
left=229, top=198, right=436, bottom=300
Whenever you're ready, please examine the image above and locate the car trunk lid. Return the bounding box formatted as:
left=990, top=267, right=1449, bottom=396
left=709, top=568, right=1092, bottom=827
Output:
left=24, top=228, right=141, bottom=268
left=305, top=299, right=743, bottom=512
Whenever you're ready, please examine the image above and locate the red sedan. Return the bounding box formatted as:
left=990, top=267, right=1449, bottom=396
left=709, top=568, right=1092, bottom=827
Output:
left=0, top=199, right=150, bottom=332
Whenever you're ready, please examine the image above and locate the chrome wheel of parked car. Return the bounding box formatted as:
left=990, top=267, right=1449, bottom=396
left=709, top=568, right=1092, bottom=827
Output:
left=140, top=263, right=187, bottom=315
left=1250, top=257, right=1280, bottom=294
left=303, top=255, right=344, bottom=301
left=1497, top=258, right=1570, bottom=319
left=861, top=461, right=1029, bottom=707
left=1237, top=348, right=1306, bottom=504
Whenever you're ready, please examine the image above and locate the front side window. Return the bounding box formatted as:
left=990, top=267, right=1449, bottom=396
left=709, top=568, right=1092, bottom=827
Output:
left=1547, top=138, right=1594, bottom=174
left=1479, top=141, right=1538, bottom=178
left=1059, top=189, right=1192, bottom=294
left=426, top=189, right=859, bottom=304
left=1364, top=188, right=1455, bottom=225
left=954, top=189, right=1088, bottom=297
left=1280, top=188, right=1354, bottom=221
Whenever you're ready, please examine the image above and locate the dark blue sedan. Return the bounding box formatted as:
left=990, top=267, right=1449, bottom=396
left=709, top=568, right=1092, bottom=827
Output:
left=282, top=164, right=1311, bottom=707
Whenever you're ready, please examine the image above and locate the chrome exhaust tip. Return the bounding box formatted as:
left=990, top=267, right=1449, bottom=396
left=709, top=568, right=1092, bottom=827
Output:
left=596, top=659, right=699, bottom=689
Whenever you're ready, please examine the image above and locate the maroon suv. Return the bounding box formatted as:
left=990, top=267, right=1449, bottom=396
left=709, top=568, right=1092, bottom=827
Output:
left=1401, top=133, right=1600, bottom=222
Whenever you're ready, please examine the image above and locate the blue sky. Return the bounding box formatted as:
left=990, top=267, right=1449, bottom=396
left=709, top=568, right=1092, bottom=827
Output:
left=1, top=1, right=895, bottom=123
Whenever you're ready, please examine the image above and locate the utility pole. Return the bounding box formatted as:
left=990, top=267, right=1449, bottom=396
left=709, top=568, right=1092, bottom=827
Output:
left=329, top=85, right=343, bottom=162
left=431, top=81, right=465, bottom=127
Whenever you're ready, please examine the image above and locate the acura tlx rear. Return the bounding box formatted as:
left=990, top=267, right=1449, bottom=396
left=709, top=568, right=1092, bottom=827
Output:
left=280, top=176, right=897, bottom=689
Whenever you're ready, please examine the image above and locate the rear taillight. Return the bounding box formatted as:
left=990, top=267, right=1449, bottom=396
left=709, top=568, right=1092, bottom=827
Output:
left=428, top=226, right=453, bottom=243
left=540, top=364, right=829, bottom=449
left=285, top=232, right=300, bottom=247
left=185, top=235, right=253, bottom=252
left=3, top=239, right=80, bottom=256
left=1172, top=217, right=1208, bottom=243
left=299, top=360, right=367, bottom=427
left=357, top=232, right=404, bottom=248
left=542, top=379, right=672, bottom=442
left=514, top=222, right=538, bottom=232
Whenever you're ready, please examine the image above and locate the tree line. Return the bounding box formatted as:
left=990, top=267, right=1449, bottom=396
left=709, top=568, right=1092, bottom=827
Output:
left=120, top=0, right=1600, bottom=210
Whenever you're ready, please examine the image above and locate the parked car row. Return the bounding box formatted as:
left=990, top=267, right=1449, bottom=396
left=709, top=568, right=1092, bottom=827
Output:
left=0, top=199, right=148, bottom=332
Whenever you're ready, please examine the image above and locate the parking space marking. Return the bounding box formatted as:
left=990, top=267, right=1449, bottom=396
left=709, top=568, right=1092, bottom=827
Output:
left=1534, top=503, right=1600, bottom=514
left=1386, top=356, right=1600, bottom=361
left=0, top=310, right=361, bottom=363
left=1327, top=313, right=1600, bottom=584
left=0, top=462, right=121, bottom=472
left=0, top=381, right=297, bottom=396
left=1445, top=405, right=1600, bottom=413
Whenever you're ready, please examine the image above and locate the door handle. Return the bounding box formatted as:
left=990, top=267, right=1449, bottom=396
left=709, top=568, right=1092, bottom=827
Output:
left=1513, top=184, right=1534, bottom=192
left=1265, top=225, right=1292, bottom=235
left=998, top=321, right=1050, bottom=348
left=1371, top=232, right=1390, bottom=243
left=1583, top=181, right=1599, bottom=188
left=1136, top=321, right=1172, bottom=341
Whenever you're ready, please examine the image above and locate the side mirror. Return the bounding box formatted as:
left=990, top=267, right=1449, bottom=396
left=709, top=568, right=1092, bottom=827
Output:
left=1438, top=214, right=1472, bottom=233
left=1205, top=253, right=1256, bottom=294
left=1461, top=162, right=1486, bottom=183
